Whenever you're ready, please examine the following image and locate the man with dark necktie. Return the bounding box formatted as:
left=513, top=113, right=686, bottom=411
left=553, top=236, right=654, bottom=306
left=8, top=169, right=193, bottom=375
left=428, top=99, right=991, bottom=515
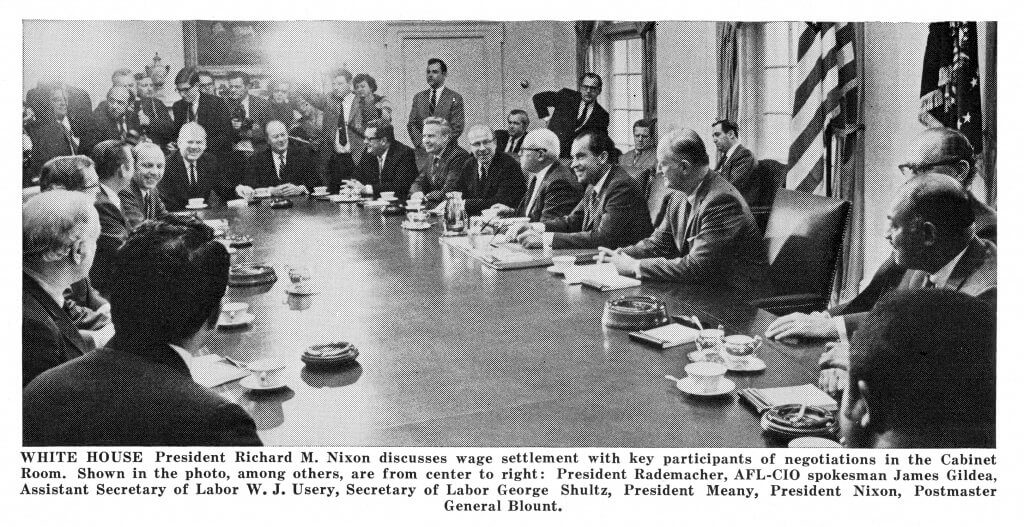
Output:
left=443, top=125, right=526, bottom=215
left=409, top=117, right=472, bottom=208
left=299, top=69, right=358, bottom=193
left=171, top=68, right=232, bottom=158
left=83, top=86, right=139, bottom=154
left=408, top=58, right=465, bottom=167
left=350, top=119, right=418, bottom=199
left=533, top=73, right=610, bottom=160
left=236, top=120, right=317, bottom=197
left=135, top=73, right=176, bottom=149
left=28, top=85, right=89, bottom=179
left=120, top=142, right=167, bottom=229
left=490, top=128, right=582, bottom=222
left=494, top=109, right=530, bottom=156
left=711, top=119, right=759, bottom=207
left=158, top=122, right=235, bottom=211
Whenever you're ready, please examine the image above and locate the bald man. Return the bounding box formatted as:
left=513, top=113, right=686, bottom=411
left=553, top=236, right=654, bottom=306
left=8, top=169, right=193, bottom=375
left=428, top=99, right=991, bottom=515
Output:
left=442, top=125, right=526, bottom=215
left=84, top=85, right=140, bottom=153
left=158, top=122, right=234, bottom=211
left=120, top=142, right=168, bottom=228
left=237, top=120, right=317, bottom=197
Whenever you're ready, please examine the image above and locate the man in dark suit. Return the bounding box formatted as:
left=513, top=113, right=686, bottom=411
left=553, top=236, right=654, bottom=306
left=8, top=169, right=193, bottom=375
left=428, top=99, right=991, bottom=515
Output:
left=768, top=173, right=996, bottom=342
left=171, top=68, right=232, bottom=157
left=491, top=128, right=582, bottom=222
left=840, top=289, right=995, bottom=448
left=298, top=69, right=358, bottom=192
left=158, top=122, right=234, bottom=211
left=711, top=119, right=759, bottom=207
left=225, top=71, right=271, bottom=149
left=600, top=129, right=768, bottom=299
left=236, top=120, right=317, bottom=197
left=89, top=140, right=134, bottom=296
left=26, top=80, right=91, bottom=128
left=516, top=131, right=652, bottom=250
left=24, top=215, right=262, bottom=446
left=533, top=73, right=610, bottom=160
left=135, top=73, right=176, bottom=149
left=443, top=125, right=526, bottom=215
left=120, top=142, right=167, bottom=229
left=407, top=58, right=465, bottom=159
left=494, top=109, right=529, bottom=156
left=22, top=190, right=101, bottom=386
left=83, top=86, right=140, bottom=154
left=409, top=117, right=472, bottom=207
left=27, top=85, right=90, bottom=179
left=352, top=119, right=418, bottom=199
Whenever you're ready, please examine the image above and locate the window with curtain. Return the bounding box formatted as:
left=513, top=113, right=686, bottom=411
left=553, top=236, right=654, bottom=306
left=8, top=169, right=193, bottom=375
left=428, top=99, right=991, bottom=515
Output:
left=758, top=21, right=800, bottom=162
left=609, top=37, right=644, bottom=152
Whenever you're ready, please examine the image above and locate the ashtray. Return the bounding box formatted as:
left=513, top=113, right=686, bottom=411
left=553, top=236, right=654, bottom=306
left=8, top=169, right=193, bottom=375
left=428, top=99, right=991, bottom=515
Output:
left=228, top=264, right=278, bottom=287
left=602, top=295, right=669, bottom=331
left=301, top=342, right=359, bottom=368
left=226, top=234, right=253, bottom=248
left=269, top=198, right=293, bottom=209
left=381, top=203, right=406, bottom=216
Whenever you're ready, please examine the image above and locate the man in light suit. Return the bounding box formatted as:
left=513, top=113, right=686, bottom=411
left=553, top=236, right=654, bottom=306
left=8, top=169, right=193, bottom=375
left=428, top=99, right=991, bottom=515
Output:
left=533, top=73, right=610, bottom=160
left=600, top=128, right=768, bottom=299
left=516, top=131, right=651, bottom=250
left=407, top=58, right=465, bottom=163
left=494, top=109, right=529, bottom=156
left=409, top=117, right=472, bottom=207
left=490, top=128, right=583, bottom=222
left=351, top=119, right=418, bottom=200
left=27, top=85, right=89, bottom=179
left=711, top=119, right=759, bottom=207
left=158, top=122, right=234, bottom=211
left=120, top=142, right=167, bottom=229
left=24, top=215, right=263, bottom=446
left=89, top=140, right=134, bottom=296
left=22, top=190, right=101, bottom=386
left=171, top=68, right=232, bottom=157
left=443, top=125, right=526, bottom=215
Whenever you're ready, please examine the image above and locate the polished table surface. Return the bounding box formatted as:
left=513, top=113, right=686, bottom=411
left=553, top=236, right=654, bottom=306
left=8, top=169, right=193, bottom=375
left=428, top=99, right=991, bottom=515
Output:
left=201, top=198, right=826, bottom=447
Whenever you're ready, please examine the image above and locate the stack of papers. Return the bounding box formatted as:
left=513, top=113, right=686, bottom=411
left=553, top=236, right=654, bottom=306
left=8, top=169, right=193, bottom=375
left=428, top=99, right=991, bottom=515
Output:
left=629, top=323, right=700, bottom=349
left=567, top=263, right=641, bottom=291
left=190, top=354, right=250, bottom=388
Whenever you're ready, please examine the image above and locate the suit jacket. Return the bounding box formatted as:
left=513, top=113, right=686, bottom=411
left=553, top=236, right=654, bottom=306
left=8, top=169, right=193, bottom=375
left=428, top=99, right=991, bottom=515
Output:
left=445, top=152, right=527, bottom=215
left=225, top=95, right=272, bottom=145
left=172, top=92, right=232, bottom=155
left=841, top=236, right=997, bottom=338
left=158, top=151, right=233, bottom=211
left=494, top=129, right=525, bottom=155
left=90, top=187, right=130, bottom=296
left=515, top=161, right=584, bottom=222
left=23, top=274, right=91, bottom=387
left=82, top=105, right=141, bottom=154
left=717, top=144, right=758, bottom=206
left=543, top=165, right=653, bottom=249
left=830, top=195, right=997, bottom=317
left=354, top=140, right=418, bottom=199
left=138, top=97, right=176, bottom=148
left=410, top=140, right=472, bottom=204
left=26, top=83, right=92, bottom=128
left=622, top=171, right=769, bottom=298
left=27, top=120, right=82, bottom=179
left=243, top=143, right=318, bottom=191
left=532, top=88, right=610, bottom=158
left=299, top=90, right=357, bottom=170
left=407, top=86, right=465, bottom=148
left=119, top=178, right=167, bottom=229
left=23, top=342, right=262, bottom=446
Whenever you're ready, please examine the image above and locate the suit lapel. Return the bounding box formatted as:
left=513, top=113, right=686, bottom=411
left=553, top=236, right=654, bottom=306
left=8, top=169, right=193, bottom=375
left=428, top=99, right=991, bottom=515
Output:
left=947, top=238, right=987, bottom=291
left=23, top=274, right=90, bottom=355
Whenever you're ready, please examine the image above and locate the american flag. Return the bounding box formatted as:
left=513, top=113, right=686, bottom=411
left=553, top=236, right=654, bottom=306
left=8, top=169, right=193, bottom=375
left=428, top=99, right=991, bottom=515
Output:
left=919, top=22, right=983, bottom=154
left=786, top=23, right=858, bottom=195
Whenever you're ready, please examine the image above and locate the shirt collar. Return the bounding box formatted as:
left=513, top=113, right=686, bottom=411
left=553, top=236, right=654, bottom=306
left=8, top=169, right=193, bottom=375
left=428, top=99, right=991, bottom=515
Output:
left=534, top=162, right=554, bottom=181
left=725, top=142, right=740, bottom=160
left=167, top=343, right=194, bottom=375
left=24, top=267, right=66, bottom=307
left=191, top=96, right=200, bottom=114
left=100, top=182, right=121, bottom=209
left=592, top=166, right=612, bottom=195
left=930, top=243, right=971, bottom=289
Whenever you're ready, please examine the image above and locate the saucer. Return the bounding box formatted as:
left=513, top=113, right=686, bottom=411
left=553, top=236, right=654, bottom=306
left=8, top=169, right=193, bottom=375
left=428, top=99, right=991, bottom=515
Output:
left=788, top=436, right=843, bottom=448
left=547, top=266, right=571, bottom=275
left=331, top=195, right=361, bottom=203
left=676, top=377, right=735, bottom=397
left=285, top=285, right=319, bottom=295
left=217, top=312, right=254, bottom=328
left=239, top=375, right=287, bottom=391
left=185, top=203, right=209, bottom=210
left=726, top=356, right=766, bottom=372
left=311, top=191, right=329, bottom=197
left=401, top=221, right=432, bottom=231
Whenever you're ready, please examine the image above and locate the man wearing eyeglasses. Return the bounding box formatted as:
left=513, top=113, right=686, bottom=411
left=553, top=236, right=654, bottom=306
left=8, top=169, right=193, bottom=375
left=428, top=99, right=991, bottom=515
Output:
left=350, top=119, right=418, bottom=199
left=443, top=125, right=526, bottom=215
left=533, top=73, right=610, bottom=160
left=490, top=128, right=582, bottom=222
left=171, top=68, right=232, bottom=158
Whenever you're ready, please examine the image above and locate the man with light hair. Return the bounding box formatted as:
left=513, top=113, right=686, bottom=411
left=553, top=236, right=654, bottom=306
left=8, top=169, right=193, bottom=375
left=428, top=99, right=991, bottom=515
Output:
left=409, top=116, right=471, bottom=207
left=23, top=190, right=102, bottom=386
left=442, top=125, right=525, bottom=215
left=120, top=142, right=167, bottom=228
left=490, top=128, right=583, bottom=222
left=158, top=121, right=233, bottom=210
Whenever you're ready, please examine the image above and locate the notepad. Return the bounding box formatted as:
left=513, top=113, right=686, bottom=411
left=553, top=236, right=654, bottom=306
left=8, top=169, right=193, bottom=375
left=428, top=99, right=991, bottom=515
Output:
left=739, top=384, right=838, bottom=413
left=580, top=274, right=641, bottom=291
left=629, top=323, right=700, bottom=349
left=190, top=354, right=250, bottom=388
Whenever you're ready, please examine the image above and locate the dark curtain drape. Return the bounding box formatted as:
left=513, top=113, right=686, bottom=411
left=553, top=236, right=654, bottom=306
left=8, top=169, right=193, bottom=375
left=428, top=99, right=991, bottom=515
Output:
left=575, top=21, right=597, bottom=77
left=639, top=22, right=657, bottom=123
left=716, top=22, right=741, bottom=122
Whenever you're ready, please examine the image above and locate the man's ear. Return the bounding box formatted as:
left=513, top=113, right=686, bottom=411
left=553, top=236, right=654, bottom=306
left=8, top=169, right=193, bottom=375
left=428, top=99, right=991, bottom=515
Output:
left=919, top=221, right=939, bottom=247
left=598, top=150, right=609, bottom=165
left=70, top=238, right=85, bottom=265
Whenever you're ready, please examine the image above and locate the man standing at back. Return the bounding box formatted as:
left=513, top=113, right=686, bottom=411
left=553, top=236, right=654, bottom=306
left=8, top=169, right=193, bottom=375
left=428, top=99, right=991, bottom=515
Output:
left=711, top=119, right=759, bottom=207
left=533, top=73, right=610, bottom=160
left=299, top=69, right=358, bottom=193
left=171, top=68, right=232, bottom=158
left=408, top=58, right=465, bottom=166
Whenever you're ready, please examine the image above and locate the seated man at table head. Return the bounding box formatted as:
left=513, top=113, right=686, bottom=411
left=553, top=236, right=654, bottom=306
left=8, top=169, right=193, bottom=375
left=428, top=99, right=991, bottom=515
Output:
left=24, top=215, right=263, bottom=446
left=442, top=125, right=526, bottom=215
left=494, top=109, right=529, bottom=155
left=515, top=130, right=652, bottom=250
left=89, top=140, right=134, bottom=296
left=767, top=172, right=995, bottom=341
left=236, top=119, right=317, bottom=198
left=711, top=118, right=759, bottom=207
left=409, top=116, right=471, bottom=206
left=490, top=128, right=583, bottom=222
left=839, top=289, right=995, bottom=448
left=119, top=142, right=167, bottom=229
left=599, top=128, right=768, bottom=298
left=351, top=119, right=418, bottom=199
left=158, top=121, right=234, bottom=211
left=22, top=190, right=101, bottom=386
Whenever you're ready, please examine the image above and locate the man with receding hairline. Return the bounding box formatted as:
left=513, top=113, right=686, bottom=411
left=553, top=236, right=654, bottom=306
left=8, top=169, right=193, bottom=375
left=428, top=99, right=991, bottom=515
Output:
left=409, top=117, right=471, bottom=207
left=83, top=86, right=140, bottom=153
left=443, top=125, right=526, bottom=215
left=120, top=142, right=168, bottom=228
left=158, top=122, right=234, bottom=211
left=490, top=128, right=583, bottom=222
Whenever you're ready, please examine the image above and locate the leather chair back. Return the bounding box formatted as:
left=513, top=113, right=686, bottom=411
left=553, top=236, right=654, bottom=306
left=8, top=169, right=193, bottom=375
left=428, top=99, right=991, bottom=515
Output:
left=749, top=159, right=787, bottom=232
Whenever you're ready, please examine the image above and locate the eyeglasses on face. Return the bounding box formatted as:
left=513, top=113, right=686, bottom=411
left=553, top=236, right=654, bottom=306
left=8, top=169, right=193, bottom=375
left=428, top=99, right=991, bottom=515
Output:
left=517, top=148, right=546, bottom=157
left=897, top=157, right=967, bottom=176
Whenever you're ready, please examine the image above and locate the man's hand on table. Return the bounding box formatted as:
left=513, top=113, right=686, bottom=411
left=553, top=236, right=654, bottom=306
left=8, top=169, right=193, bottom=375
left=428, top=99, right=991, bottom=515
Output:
left=516, top=228, right=544, bottom=249
left=819, top=341, right=850, bottom=371
left=597, top=247, right=640, bottom=277
left=274, top=183, right=307, bottom=197
left=765, top=311, right=840, bottom=340
left=818, top=367, right=847, bottom=398
left=490, top=203, right=515, bottom=218
left=235, top=185, right=255, bottom=200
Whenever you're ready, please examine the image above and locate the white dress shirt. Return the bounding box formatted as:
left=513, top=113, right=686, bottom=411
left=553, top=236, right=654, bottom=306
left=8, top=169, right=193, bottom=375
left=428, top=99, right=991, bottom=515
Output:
left=524, top=162, right=554, bottom=218
left=99, top=182, right=122, bottom=211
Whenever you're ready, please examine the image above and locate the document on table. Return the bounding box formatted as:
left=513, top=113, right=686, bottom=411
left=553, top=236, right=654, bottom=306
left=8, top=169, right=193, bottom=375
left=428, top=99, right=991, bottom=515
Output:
left=567, top=263, right=642, bottom=290
left=189, top=354, right=250, bottom=388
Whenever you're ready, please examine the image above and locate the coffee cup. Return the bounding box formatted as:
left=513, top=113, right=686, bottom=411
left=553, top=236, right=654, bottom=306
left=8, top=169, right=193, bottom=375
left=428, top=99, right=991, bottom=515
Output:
left=723, top=334, right=762, bottom=365
left=314, top=186, right=328, bottom=195
left=221, top=301, right=249, bottom=322
left=287, top=266, right=311, bottom=293
left=247, top=358, right=285, bottom=387
left=406, top=199, right=423, bottom=210
left=406, top=211, right=428, bottom=224
left=551, top=255, right=576, bottom=273
left=696, top=328, right=725, bottom=356
left=684, top=361, right=727, bottom=393
left=380, top=191, right=395, bottom=200
left=188, top=197, right=205, bottom=208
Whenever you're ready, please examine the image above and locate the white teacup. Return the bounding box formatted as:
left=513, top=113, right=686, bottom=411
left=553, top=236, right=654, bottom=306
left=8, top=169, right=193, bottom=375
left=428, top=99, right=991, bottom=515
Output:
left=406, top=199, right=423, bottom=210
left=406, top=211, right=428, bottom=224
left=551, top=255, right=576, bottom=273
left=685, top=361, right=727, bottom=393
left=221, top=301, right=249, bottom=322
left=723, top=334, right=762, bottom=365
left=247, top=358, right=285, bottom=387
left=314, top=186, right=328, bottom=194
left=380, top=191, right=395, bottom=200
left=188, top=197, right=205, bottom=207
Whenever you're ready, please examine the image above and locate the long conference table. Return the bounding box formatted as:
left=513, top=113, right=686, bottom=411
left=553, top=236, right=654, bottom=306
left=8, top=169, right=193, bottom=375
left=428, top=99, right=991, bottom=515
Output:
left=201, top=197, right=827, bottom=447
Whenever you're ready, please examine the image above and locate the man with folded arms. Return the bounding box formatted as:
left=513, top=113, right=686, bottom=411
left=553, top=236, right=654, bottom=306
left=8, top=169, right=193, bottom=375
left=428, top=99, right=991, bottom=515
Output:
left=89, top=140, right=134, bottom=296
left=236, top=120, right=317, bottom=198
left=598, top=128, right=767, bottom=298
left=120, top=142, right=167, bottom=228
left=839, top=289, right=994, bottom=448
left=516, top=131, right=650, bottom=250
left=351, top=119, right=418, bottom=199
left=490, top=128, right=582, bottom=222
left=768, top=173, right=996, bottom=342
left=443, top=125, right=526, bottom=215
left=409, top=117, right=471, bottom=207
left=159, top=122, right=234, bottom=211
left=22, top=190, right=101, bottom=386
left=24, top=215, right=263, bottom=446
